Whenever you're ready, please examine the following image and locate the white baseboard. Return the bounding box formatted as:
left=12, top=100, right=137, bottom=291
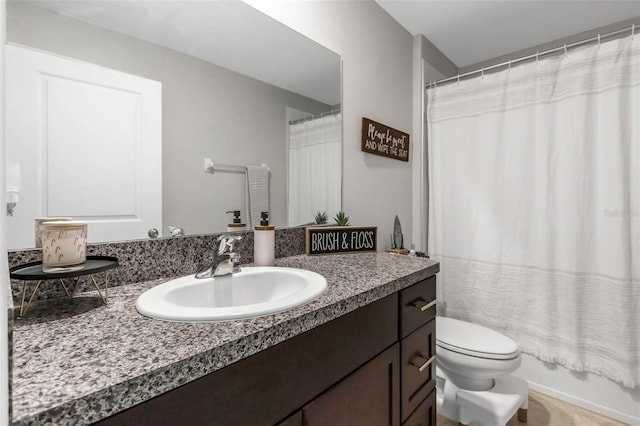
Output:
left=515, top=353, right=640, bottom=426
left=527, top=381, right=639, bottom=425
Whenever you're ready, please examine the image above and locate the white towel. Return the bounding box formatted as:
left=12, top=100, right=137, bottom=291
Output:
left=246, top=165, right=270, bottom=228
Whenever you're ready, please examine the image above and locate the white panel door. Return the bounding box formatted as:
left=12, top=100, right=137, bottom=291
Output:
left=6, top=44, right=162, bottom=248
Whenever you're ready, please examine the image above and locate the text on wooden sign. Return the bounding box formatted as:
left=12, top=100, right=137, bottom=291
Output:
left=306, top=226, right=377, bottom=255
left=361, top=117, right=409, bottom=161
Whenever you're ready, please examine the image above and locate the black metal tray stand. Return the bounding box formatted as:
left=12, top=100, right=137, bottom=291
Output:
left=10, top=255, right=119, bottom=316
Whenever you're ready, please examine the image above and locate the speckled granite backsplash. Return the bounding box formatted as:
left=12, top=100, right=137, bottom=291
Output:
left=7, top=227, right=305, bottom=305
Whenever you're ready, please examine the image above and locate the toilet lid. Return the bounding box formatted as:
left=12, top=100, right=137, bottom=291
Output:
left=436, top=316, right=519, bottom=360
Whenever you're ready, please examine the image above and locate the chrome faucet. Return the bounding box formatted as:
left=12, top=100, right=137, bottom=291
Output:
left=195, top=235, right=242, bottom=279
left=168, top=226, right=184, bottom=237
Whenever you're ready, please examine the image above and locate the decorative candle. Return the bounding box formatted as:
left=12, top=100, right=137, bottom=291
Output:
left=41, top=221, right=87, bottom=272
left=35, top=217, right=72, bottom=248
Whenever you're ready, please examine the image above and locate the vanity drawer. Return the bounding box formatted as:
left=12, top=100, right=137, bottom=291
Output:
left=401, top=319, right=436, bottom=421
left=402, top=389, right=436, bottom=426
left=400, top=276, right=436, bottom=338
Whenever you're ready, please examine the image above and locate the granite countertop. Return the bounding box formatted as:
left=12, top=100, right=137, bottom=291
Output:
left=11, top=253, right=439, bottom=425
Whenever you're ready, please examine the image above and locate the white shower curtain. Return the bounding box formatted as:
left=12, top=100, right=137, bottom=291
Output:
left=427, top=35, right=639, bottom=388
left=288, top=113, right=341, bottom=226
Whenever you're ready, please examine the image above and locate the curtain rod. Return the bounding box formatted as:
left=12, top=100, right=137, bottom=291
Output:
left=289, top=107, right=341, bottom=125
left=426, top=24, right=636, bottom=89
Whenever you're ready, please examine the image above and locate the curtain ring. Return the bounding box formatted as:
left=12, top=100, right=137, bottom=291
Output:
left=564, top=44, right=568, bottom=58
left=597, top=34, right=601, bottom=49
left=536, top=51, right=539, bottom=65
left=508, top=59, right=511, bottom=70
left=481, top=67, right=484, bottom=78
left=457, top=74, right=460, bottom=85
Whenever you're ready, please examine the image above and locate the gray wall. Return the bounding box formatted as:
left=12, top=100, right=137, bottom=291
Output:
left=460, top=16, right=640, bottom=74
left=249, top=1, right=416, bottom=250
left=7, top=1, right=333, bottom=236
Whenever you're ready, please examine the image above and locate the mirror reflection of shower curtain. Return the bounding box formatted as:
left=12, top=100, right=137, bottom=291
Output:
left=288, top=113, right=341, bottom=226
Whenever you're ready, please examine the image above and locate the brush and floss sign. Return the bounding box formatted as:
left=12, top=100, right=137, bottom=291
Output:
left=306, top=227, right=377, bottom=255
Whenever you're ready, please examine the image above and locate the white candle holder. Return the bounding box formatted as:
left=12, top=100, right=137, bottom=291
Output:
left=41, top=221, right=87, bottom=273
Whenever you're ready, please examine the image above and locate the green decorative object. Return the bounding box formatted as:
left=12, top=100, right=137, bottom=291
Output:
left=392, top=215, right=404, bottom=249
left=314, top=211, right=329, bottom=225
left=333, top=211, right=350, bottom=226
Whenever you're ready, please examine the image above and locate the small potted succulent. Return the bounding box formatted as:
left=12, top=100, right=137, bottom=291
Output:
left=314, top=211, right=329, bottom=225
left=333, top=211, right=350, bottom=227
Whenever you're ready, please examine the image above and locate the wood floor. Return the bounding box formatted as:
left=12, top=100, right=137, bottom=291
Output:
left=436, top=389, right=628, bottom=426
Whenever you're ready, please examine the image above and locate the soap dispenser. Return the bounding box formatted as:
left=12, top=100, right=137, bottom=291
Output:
left=254, top=211, right=275, bottom=266
left=226, top=210, right=246, bottom=232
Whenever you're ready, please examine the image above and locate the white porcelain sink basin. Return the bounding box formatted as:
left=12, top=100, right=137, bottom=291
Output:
left=136, top=267, right=327, bottom=322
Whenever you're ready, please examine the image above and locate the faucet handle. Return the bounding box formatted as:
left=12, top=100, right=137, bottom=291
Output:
left=216, top=234, right=242, bottom=254
left=229, top=253, right=242, bottom=272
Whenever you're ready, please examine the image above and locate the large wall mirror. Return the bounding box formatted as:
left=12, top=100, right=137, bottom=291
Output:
left=5, top=0, right=342, bottom=249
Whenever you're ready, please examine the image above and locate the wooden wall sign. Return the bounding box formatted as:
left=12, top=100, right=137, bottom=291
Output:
left=361, top=117, right=409, bottom=162
left=306, top=226, right=377, bottom=256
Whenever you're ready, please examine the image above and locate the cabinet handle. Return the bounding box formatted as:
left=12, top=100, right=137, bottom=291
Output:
left=409, top=298, right=436, bottom=312
left=410, top=354, right=436, bottom=372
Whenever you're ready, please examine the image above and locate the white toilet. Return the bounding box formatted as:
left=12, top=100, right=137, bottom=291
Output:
left=436, top=316, right=528, bottom=426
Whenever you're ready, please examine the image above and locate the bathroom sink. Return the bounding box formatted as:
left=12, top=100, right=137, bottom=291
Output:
left=135, top=267, right=327, bottom=322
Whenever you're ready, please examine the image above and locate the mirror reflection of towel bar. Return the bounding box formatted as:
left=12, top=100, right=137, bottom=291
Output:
left=203, top=158, right=269, bottom=174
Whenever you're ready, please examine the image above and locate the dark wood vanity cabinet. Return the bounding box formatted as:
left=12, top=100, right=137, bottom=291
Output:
left=399, top=276, right=437, bottom=425
left=99, top=275, right=437, bottom=426
left=402, top=390, right=437, bottom=426
left=302, top=344, right=400, bottom=426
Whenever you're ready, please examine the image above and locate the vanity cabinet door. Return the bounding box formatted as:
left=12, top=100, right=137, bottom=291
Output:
left=303, top=343, right=400, bottom=426
left=401, top=319, right=436, bottom=421
left=402, top=389, right=436, bottom=426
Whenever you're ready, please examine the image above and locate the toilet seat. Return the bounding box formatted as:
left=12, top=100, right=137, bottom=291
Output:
left=435, top=316, right=528, bottom=423
left=436, top=317, right=519, bottom=360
